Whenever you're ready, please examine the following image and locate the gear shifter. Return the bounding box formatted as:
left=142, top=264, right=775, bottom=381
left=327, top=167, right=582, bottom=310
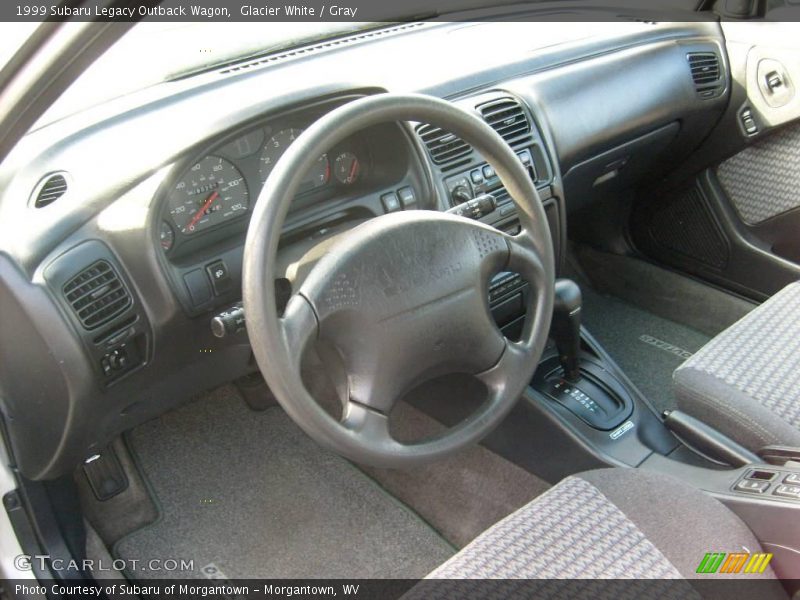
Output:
left=533, top=278, right=632, bottom=431
left=551, top=279, right=582, bottom=383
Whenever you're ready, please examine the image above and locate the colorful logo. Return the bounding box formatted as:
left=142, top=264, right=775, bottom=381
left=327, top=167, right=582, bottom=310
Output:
left=696, top=552, right=773, bottom=574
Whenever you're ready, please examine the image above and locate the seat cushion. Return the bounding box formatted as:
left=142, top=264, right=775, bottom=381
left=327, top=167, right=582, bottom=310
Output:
left=425, top=468, right=773, bottom=580
left=412, top=468, right=785, bottom=599
left=674, top=281, right=800, bottom=452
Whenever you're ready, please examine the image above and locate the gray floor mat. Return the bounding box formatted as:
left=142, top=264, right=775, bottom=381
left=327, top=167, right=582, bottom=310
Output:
left=114, top=385, right=453, bottom=579
left=363, top=403, right=550, bottom=549
left=581, top=286, right=710, bottom=415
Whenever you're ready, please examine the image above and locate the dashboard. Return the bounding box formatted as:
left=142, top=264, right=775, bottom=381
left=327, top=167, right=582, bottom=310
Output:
left=0, top=19, right=736, bottom=480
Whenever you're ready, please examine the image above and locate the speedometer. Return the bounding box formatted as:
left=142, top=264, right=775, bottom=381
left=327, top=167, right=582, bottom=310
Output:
left=258, top=128, right=329, bottom=192
left=168, top=156, right=249, bottom=235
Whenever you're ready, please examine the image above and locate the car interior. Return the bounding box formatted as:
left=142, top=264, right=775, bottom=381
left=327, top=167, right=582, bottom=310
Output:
left=2, top=5, right=800, bottom=595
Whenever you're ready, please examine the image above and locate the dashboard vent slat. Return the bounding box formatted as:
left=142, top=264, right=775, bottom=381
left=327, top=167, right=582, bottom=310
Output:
left=34, top=173, right=68, bottom=208
left=478, top=98, right=532, bottom=145
left=687, top=52, right=721, bottom=92
left=63, top=261, right=132, bottom=330
left=416, top=124, right=472, bottom=168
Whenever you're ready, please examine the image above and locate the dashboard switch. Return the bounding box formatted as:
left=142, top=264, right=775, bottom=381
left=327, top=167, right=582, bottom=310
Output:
left=740, top=108, right=758, bottom=136
left=206, top=260, right=232, bottom=295
left=381, top=192, right=401, bottom=213
left=397, top=186, right=416, bottom=209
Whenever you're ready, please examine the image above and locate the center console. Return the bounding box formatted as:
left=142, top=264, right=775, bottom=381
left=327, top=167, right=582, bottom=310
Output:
left=507, top=277, right=800, bottom=584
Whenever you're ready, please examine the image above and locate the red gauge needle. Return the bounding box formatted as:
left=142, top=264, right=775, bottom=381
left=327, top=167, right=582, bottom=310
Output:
left=348, top=159, right=359, bottom=183
left=186, top=190, right=219, bottom=231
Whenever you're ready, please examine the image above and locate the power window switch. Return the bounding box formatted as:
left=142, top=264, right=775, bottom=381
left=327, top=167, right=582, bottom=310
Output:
left=735, top=479, right=769, bottom=494
left=741, top=108, right=758, bottom=135
left=784, top=473, right=800, bottom=485
left=773, top=484, right=800, bottom=499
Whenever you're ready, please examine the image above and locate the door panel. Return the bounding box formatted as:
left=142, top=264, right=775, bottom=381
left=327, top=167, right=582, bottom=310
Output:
left=716, top=121, right=800, bottom=226
left=632, top=23, right=800, bottom=301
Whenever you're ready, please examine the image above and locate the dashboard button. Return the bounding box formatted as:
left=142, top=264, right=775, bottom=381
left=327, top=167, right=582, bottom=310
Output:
left=470, top=170, right=484, bottom=184
left=397, top=186, right=416, bottom=209
left=482, top=165, right=495, bottom=179
left=206, top=260, right=232, bottom=296
left=381, top=192, right=401, bottom=213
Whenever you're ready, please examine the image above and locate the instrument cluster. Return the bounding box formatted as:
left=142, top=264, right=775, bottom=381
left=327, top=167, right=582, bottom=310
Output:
left=159, top=118, right=370, bottom=254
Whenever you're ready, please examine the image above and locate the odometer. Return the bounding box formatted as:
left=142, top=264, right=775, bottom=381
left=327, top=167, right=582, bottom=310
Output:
left=168, top=156, right=249, bottom=235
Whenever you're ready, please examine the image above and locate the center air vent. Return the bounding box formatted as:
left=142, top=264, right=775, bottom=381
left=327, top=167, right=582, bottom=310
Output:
left=687, top=52, right=721, bottom=97
left=416, top=124, right=472, bottom=168
left=478, top=98, right=531, bottom=145
left=63, top=260, right=131, bottom=330
left=33, top=173, right=68, bottom=208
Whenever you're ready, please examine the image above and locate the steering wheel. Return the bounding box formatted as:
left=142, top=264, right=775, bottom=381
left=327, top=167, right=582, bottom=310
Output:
left=243, top=93, right=554, bottom=467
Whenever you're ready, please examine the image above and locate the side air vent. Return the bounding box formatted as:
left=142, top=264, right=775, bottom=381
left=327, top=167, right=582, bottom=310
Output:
left=687, top=52, right=721, bottom=96
left=63, top=260, right=132, bottom=330
left=478, top=98, right=531, bottom=145
left=416, top=124, right=472, bottom=168
left=33, top=173, right=68, bottom=208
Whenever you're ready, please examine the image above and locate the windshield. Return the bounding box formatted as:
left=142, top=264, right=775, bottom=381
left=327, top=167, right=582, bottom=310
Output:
left=3, top=22, right=380, bottom=127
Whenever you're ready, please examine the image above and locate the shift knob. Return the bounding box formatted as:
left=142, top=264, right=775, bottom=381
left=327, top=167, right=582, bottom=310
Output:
left=551, top=279, right=582, bottom=383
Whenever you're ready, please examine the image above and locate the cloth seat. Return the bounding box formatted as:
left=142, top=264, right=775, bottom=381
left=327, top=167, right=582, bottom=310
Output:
left=673, top=282, right=800, bottom=452
left=414, top=468, right=785, bottom=599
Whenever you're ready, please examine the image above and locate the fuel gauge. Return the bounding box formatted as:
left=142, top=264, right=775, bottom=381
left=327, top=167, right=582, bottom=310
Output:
left=334, top=152, right=360, bottom=185
left=160, top=221, right=175, bottom=252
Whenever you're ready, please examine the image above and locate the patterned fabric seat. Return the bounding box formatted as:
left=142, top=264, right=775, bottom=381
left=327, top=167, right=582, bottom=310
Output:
left=412, top=468, right=785, bottom=598
left=674, top=282, right=800, bottom=452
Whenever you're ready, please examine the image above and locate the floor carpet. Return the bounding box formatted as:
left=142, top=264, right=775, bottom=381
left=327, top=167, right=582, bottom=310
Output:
left=580, top=286, right=711, bottom=415
left=114, top=385, right=454, bottom=580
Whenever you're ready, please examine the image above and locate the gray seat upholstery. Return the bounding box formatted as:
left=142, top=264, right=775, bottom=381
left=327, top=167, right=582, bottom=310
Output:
left=414, top=469, right=785, bottom=599
left=674, top=281, right=800, bottom=452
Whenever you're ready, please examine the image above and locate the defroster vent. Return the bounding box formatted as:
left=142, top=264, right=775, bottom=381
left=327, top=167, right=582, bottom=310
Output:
left=64, top=261, right=132, bottom=330
left=33, top=173, right=68, bottom=208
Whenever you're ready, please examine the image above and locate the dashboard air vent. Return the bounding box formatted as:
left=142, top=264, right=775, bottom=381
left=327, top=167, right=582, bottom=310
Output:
left=34, top=173, right=68, bottom=208
left=63, top=260, right=131, bottom=330
left=416, top=124, right=472, bottom=167
left=478, top=98, right=531, bottom=145
left=687, top=52, right=721, bottom=95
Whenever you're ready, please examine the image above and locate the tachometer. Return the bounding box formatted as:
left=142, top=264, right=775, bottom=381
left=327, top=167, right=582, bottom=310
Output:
left=258, top=128, right=329, bottom=192
left=168, top=156, right=249, bottom=235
